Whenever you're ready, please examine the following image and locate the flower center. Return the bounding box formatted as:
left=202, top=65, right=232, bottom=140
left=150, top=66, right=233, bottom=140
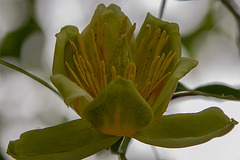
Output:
left=65, top=17, right=175, bottom=106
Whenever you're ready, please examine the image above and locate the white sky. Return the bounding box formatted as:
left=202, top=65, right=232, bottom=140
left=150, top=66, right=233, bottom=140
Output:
left=0, top=0, right=240, bottom=160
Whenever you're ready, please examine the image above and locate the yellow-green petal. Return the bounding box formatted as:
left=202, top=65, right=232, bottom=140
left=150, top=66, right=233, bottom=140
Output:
left=133, top=107, right=238, bottom=148
left=52, top=25, right=79, bottom=76
left=82, top=77, right=154, bottom=137
left=152, top=57, right=198, bottom=120
left=136, top=13, right=181, bottom=74
left=7, top=119, right=121, bottom=160
left=81, top=4, right=136, bottom=61
left=50, top=74, right=93, bottom=116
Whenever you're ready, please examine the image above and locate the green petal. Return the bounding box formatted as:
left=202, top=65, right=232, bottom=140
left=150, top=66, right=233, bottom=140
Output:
left=7, top=119, right=121, bottom=160
left=136, top=13, right=181, bottom=71
left=81, top=4, right=136, bottom=62
left=152, top=57, right=198, bottom=120
left=50, top=74, right=93, bottom=116
left=133, top=107, right=238, bottom=148
left=52, top=25, right=79, bottom=76
left=82, top=77, right=154, bottom=136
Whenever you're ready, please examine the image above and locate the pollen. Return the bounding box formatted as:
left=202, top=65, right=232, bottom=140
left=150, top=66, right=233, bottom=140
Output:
left=65, top=17, right=176, bottom=106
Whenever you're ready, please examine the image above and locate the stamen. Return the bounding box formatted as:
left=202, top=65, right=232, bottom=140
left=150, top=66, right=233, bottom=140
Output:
left=86, top=60, right=101, bottom=95
left=119, top=17, right=128, bottom=37
left=146, top=72, right=171, bottom=100
left=94, top=19, right=101, bottom=54
left=111, top=66, right=117, bottom=80
left=65, top=61, right=84, bottom=89
left=141, top=81, right=152, bottom=98
left=156, top=51, right=176, bottom=80
left=100, top=61, right=107, bottom=89
left=90, top=29, right=101, bottom=75
left=101, top=23, right=109, bottom=67
left=126, top=23, right=136, bottom=44
left=77, top=33, right=89, bottom=62
left=69, top=40, right=79, bottom=57
left=125, top=62, right=136, bottom=81
left=79, top=56, right=96, bottom=97
left=154, top=30, right=169, bottom=60
left=73, top=55, right=89, bottom=89
left=137, top=28, right=161, bottom=82
left=132, top=63, right=136, bottom=82
left=151, top=53, right=165, bottom=85
left=135, top=24, right=151, bottom=68
left=140, top=56, right=160, bottom=93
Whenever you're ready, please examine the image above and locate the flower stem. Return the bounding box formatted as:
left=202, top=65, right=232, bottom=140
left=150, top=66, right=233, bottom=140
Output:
left=110, top=137, right=131, bottom=160
left=119, top=137, right=131, bottom=153
left=118, top=137, right=131, bottom=160
left=0, top=59, right=62, bottom=98
left=120, top=153, right=127, bottom=160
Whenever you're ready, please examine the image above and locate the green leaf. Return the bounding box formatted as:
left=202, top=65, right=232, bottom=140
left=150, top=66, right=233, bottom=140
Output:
left=195, top=84, right=240, bottom=100
left=82, top=77, right=154, bottom=137
left=133, top=107, right=238, bottom=148
left=173, top=83, right=240, bottom=101
left=7, top=119, right=121, bottom=160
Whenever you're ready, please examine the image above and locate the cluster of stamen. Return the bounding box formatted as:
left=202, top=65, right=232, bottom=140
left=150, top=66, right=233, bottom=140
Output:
left=65, top=17, right=175, bottom=106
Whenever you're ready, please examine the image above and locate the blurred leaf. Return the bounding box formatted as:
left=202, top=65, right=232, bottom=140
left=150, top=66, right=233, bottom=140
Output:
left=7, top=119, right=120, bottom=160
left=173, top=83, right=240, bottom=101
left=0, top=17, right=41, bottom=58
left=133, top=107, right=238, bottom=148
left=195, top=84, right=240, bottom=100
left=0, top=0, right=42, bottom=59
left=221, top=0, right=240, bottom=55
left=0, top=153, right=4, bottom=160
left=181, top=9, right=215, bottom=57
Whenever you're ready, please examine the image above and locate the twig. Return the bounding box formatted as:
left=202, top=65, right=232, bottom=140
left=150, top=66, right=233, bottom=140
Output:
left=0, top=59, right=61, bottom=98
left=159, top=0, right=167, bottom=19
left=221, top=0, right=240, bottom=21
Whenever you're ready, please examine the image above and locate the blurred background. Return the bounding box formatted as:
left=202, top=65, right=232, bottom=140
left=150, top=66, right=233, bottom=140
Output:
left=0, top=0, right=240, bottom=159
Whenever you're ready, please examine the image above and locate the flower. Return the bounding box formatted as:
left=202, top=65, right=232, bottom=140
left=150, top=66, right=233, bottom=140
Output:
left=51, top=3, right=197, bottom=136
left=7, top=4, right=237, bottom=160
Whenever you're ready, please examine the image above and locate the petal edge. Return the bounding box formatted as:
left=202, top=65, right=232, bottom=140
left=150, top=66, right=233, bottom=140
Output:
left=133, top=107, right=238, bottom=148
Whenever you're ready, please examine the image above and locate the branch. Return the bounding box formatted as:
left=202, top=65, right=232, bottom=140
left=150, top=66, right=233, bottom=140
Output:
left=221, top=0, right=240, bottom=21
left=159, top=0, right=167, bottom=19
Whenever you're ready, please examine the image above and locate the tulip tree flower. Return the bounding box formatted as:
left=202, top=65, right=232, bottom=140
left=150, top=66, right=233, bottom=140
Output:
left=7, top=4, right=237, bottom=160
